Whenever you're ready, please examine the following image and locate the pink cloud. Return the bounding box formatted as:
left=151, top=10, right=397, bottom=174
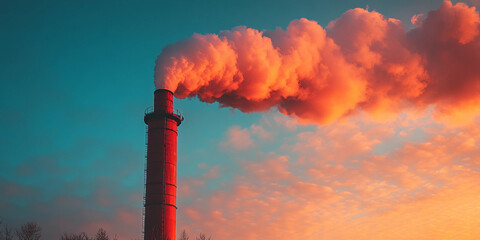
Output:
left=411, top=14, right=425, bottom=26
left=409, top=1, right=480, bottom=124
left=250, top=124, right=272, bottom=140
left=177, top=117, right=480, bottom=240
left=202, top=166, right=220, bottom=180
left=220, top=126, right=254, bottom=151
left=242, top=155, right=293, bottom=182
left=156, top=1, right=480, bottom=125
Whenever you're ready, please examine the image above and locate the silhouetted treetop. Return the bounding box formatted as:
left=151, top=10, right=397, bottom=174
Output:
left=16, top=222, right=41, bottom=240
left=94, top=228, right=109, bottom=240
left=61, top=232, right=91, bottom=240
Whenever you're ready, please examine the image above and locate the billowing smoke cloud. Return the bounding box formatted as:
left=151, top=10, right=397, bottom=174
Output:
left=155, top=1, right=480, bottom=124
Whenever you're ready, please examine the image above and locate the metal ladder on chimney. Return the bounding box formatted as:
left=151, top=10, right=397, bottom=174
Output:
left=142, top=126, right=148, bottom=240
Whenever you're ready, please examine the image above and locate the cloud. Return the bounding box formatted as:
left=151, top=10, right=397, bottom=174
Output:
left=241, top=155, right=293, bottom=182
left=408, top=1, right=480, bottom=125
left=220, top=123, right=276, bottom=151
left=250, top=124, right=272, bottom=140
left=177, top=116, right=480, bottom=240
left=411, top=14, right=425, bottom=26
left=0, top=140, right=144, bottom=240
left=155, top=1, right=480, bottom=125
left=220, top=126, right=254, bottom=151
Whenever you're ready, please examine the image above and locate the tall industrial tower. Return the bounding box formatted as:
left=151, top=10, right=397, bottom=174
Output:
left=144, top=89, right=183, bottom=240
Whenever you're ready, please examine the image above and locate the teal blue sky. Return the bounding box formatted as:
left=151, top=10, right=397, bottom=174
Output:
left=0, top=0, right=462, bottom=239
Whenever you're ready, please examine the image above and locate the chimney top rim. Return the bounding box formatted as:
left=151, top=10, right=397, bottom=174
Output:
left=155, top=88, right=174, bottom=94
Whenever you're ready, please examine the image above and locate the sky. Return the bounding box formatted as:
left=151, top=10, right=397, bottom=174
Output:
left=1, top=0, right=480, bottom=239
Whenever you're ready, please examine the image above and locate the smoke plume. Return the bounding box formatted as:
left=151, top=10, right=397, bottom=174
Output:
left=155, top=1, right=480, bottom=124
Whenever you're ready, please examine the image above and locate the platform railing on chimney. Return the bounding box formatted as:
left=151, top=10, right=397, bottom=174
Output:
left=144, top=106, right=184, bottom=121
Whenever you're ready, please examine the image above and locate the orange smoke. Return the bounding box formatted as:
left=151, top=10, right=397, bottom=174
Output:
left=155, top=1, right=480, bottom=124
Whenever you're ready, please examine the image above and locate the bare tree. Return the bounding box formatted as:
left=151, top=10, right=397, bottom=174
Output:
left=0, top=220, right=3, bottom=240
left=0, top=219, right=16, bottom=240
left=4, top=223, right=14, bottom=240
left=178, top=230, right=189, bottom=240
left=16, top=222, right=41, bottom=240
left=94, top=228, right=109, bottom=240
left=61, top=232, right=91, bottom=240
left=195, top=233, right=211, bottom=240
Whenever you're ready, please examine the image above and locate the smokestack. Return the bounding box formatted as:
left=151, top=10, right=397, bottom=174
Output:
left=144, top=89, right=183, bottom=240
